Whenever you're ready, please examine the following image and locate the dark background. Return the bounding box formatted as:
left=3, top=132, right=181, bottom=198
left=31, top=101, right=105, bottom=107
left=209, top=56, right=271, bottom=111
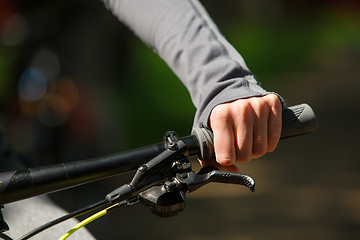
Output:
left=0, top=0, right=359, bottom=239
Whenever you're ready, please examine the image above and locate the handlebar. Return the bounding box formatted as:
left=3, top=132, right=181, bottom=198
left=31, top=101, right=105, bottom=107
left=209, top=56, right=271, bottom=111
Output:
left=0, top=103, right=318, bottom=205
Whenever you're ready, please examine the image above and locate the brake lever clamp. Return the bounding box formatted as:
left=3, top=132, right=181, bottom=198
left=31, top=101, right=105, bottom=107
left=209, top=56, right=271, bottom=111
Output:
left=106, top=131, right=190, bottom=205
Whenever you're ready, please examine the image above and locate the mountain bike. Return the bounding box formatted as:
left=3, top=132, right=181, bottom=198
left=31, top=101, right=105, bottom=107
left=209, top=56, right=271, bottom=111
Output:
left=0, top=103, right=318, bottom=240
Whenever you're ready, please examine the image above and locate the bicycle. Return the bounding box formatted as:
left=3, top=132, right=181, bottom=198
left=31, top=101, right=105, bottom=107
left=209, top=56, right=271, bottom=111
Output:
left=0, top=103, right=318, bottom=240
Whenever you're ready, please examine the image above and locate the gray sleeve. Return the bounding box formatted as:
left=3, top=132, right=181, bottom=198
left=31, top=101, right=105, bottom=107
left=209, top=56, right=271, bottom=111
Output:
left=102, top=0, right=281, bottom=128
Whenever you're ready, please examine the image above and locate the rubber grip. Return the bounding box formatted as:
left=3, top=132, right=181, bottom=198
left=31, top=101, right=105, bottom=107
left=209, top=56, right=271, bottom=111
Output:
left=192, top=103, right=318, bottom=160
left=280, top=103, right=318, bottom=139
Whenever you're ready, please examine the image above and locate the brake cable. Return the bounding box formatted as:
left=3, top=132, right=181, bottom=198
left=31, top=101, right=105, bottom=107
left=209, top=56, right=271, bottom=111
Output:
left=58, top=201, right=126, bottom=240
left=0, top=233, right=12, bottom=240
left=18, top=199, right=110, bottom=240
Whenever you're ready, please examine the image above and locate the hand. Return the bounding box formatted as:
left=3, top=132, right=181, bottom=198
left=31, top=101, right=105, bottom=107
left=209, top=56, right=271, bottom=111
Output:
left=207, top=94, right=282, bottom=172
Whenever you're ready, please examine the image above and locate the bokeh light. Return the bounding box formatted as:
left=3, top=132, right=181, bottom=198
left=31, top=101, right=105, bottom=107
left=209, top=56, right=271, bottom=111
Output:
left=0, top=13, right=28, bottom=46
left=38, top=77, right=79, bottom=127
left=17, top=67, right=47, bottom=102
left=31, top=47, right=60, bottom=83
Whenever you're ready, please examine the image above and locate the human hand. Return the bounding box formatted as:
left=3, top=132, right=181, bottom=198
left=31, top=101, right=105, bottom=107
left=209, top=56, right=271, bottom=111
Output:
left=206, top=94, right=282, bottom=172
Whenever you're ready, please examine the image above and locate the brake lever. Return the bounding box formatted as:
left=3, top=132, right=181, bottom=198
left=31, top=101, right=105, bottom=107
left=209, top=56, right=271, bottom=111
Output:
left=136, top=165, right=255, bottom=218
left=173, top=166, right=255, bottom=193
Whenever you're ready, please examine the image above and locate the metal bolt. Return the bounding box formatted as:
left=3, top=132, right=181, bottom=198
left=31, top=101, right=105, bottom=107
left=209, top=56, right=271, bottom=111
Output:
left=180, top=173, right=188, bottom=179
left=138, top=164, right=148, bottom=172
left=164, top=181, right=176, bottom=191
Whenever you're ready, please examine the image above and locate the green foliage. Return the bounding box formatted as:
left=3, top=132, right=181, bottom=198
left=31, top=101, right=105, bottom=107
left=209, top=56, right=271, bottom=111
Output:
left=221, top=8, right=360, bottom=88
left=118, top=37, right=195, bottom=147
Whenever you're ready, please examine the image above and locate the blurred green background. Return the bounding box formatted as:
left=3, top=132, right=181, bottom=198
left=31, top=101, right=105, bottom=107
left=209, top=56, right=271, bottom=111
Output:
left=0, top=0, right=359, bottom=239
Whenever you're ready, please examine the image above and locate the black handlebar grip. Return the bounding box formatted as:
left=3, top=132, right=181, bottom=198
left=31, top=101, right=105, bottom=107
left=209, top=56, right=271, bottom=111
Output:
left=280, top=103, right=318, bottom=139
left=192, top=103, right=318, bottom=160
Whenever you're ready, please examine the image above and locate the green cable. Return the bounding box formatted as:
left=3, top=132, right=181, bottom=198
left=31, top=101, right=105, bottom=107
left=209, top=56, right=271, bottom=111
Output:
left=58, top=203, right=121, bottom=240
left=19, top=199, right=110, bottom=240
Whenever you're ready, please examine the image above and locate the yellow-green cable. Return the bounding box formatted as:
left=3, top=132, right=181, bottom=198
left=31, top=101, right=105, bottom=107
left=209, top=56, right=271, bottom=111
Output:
left=58, top=204, right=119, bottom=240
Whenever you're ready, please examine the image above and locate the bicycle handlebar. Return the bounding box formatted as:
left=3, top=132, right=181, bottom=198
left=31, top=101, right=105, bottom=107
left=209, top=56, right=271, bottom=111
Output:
left=280, top=103, right=318, bottom=139
left=0, top=103, right=318, bottom=205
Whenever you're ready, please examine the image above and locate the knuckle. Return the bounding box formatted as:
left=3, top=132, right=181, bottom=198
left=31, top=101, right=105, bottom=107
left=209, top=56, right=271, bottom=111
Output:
left=238, top=103, right=254, bottom=121
left=252, top=141, right=267, bottom=158
left=267, top=94, right=282, bottom=109
left=268, top=128, right=281, bottom=151
left=266, top=93, right=278, bottom=101
left=252, top=147, right=266, bottom=158
left=251, top=97, right=264, bottom=109
left=269, top=131, right=280, bottom=143
left=216, top=155, right=234, bottom=166
left=236, top=149, right=252, bottom=162
left=211, top=105, right=230, bottom=122
left=267, top=135, right=279, bottom=152
left=267, top=144, right=276, bottom=153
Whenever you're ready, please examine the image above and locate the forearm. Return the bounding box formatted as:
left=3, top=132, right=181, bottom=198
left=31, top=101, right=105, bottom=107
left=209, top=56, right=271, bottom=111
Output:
left=103, top=0, right=274, bottom=127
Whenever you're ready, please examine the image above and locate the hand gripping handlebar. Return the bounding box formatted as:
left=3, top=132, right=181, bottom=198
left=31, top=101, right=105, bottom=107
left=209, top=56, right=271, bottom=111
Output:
left=192, top=103, right=318, bottom=161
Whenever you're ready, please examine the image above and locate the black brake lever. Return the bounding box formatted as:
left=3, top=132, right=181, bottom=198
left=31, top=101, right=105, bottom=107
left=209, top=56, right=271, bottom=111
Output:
left=137, top=165, right=255, bottom=218
left=174, top=166, right=255, bottom=193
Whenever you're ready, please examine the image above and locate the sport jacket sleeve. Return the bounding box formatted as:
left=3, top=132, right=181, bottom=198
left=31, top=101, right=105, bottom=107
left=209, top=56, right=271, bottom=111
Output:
left=102, top=0, right=281, bottom=128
